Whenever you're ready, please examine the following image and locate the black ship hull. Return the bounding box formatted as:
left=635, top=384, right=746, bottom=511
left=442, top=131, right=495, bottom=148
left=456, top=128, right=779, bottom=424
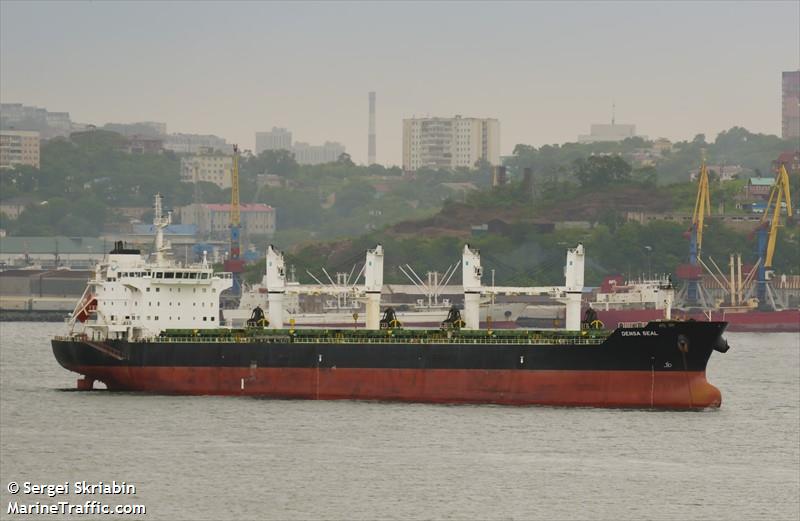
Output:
left=52, top=321, right=729, bottom=409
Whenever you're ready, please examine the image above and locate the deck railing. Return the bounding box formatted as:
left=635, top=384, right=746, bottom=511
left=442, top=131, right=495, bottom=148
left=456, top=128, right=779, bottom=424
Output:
left=146, top=335, right=606, bottom=346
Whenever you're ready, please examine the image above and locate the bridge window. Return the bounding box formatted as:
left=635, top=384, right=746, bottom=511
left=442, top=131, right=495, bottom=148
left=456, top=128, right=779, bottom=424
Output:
left=165, top=272, right=174, bottom=279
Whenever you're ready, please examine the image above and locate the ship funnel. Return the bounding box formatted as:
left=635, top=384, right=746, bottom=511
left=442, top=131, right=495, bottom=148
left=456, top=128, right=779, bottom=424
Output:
left=462, top=244, right=482, bottom=330
left=266, top=245, right=286, bottom=328
left=364, top=245, right=384, bottom=330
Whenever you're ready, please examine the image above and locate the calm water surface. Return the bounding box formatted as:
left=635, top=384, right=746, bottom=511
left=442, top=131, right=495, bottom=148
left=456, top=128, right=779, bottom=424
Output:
left=1, top=322, right=798, bottom=520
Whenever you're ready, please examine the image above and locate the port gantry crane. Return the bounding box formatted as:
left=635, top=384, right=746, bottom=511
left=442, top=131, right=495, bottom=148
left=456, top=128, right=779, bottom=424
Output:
left=754, top=164, right=793, bottom=307
left=223, top=144, right=245, bottom=295
left=677, top=160, right=711, bottom=307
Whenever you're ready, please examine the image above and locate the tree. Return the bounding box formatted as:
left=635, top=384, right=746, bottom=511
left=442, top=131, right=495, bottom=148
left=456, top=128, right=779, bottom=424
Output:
left=573, top=155, right=632, bottom=188
left=336, top=152, right=355, bottom=167
left=244, top=149, right=299, bottom=178
left=333, top=181, right=376, bottom=217
left=632, top=166, right=658, bottom=186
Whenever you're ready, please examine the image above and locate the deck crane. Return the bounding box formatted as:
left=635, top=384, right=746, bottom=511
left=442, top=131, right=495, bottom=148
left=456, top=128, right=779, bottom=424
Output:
left=223, top=144, right=245, bottom=295
left=678, top=160, right=711, bottom=306
left=754, top=164, right=793, bottom=306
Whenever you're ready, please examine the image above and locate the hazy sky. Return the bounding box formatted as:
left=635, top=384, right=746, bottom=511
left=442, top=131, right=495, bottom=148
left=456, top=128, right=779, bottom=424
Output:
left=2, top=1, right=798, bottom=166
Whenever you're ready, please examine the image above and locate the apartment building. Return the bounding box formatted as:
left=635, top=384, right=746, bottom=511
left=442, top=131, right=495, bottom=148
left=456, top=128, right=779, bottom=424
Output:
left=179, top=203, right=276, bottom=238
left=0, top=130, right=40, bottom=169
left=180, top=149, right=233, bottom=189
left=165, top=133, right=230, bottom=154
left=255, top=127, right=292, bottom=155
left=0, top=103, right=72, bottom=139
left=402, top=116, right=500, bottom=171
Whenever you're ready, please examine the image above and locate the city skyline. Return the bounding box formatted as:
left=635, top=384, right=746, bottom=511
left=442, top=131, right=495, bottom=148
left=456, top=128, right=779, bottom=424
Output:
left=1, top=1, right=799, bottom=166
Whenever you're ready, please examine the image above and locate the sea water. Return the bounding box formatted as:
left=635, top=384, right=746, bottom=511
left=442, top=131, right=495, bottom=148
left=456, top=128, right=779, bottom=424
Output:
left=1, top=322, right=798, bottom=520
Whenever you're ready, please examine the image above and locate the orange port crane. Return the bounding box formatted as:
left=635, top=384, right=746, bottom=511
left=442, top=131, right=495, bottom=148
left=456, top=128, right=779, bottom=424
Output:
left=760, top=164, right=793, bottom=269
left=754, top=164, right=793, bottom=307
left=692, top=160, right=712, bottom=255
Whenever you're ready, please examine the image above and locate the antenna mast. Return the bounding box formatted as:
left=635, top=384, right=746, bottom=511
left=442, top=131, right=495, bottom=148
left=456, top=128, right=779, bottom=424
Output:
left=611, top=99, right=616, bottom=126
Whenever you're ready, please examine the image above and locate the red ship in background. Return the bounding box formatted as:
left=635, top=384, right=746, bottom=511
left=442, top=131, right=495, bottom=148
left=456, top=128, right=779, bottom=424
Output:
left=592, top=161, right=798, bottom=333
left=592, top=275, right=799, bottom=333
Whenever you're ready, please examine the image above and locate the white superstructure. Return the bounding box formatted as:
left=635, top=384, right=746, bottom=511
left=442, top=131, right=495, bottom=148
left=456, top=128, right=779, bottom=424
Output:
left=594, top=276, right=674, bottom=320
left=68, top=195, right=233, bottom=340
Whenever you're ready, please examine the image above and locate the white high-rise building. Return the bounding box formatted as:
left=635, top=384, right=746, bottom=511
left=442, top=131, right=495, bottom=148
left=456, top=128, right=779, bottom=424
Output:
left=255, top=127, right=293, bottom=155
left=402, top=115, right=500, bottom=172
left=292, top=141, right=346, bottom=165
left=578, top=123, right=639, bottom=143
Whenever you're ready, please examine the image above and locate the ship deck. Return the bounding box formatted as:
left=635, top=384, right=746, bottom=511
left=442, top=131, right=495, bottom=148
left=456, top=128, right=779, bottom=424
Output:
left=59, top=327, right=611, bottom=346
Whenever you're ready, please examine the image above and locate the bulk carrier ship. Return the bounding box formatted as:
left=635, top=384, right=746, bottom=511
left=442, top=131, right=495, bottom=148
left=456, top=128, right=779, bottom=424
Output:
left=51, top=196, right=730, bottom=409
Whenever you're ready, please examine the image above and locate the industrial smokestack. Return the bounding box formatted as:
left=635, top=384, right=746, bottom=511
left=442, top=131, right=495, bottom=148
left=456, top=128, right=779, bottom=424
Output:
left=492, top=166, right=507, bottom=187
left=368, top=91, right=376, bottom=165
left=523, top=167, right=534, bottom=200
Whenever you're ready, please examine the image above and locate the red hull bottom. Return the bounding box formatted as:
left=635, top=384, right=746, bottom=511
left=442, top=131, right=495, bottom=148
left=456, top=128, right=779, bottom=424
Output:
left=74, top=366, right=722, bottom=409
